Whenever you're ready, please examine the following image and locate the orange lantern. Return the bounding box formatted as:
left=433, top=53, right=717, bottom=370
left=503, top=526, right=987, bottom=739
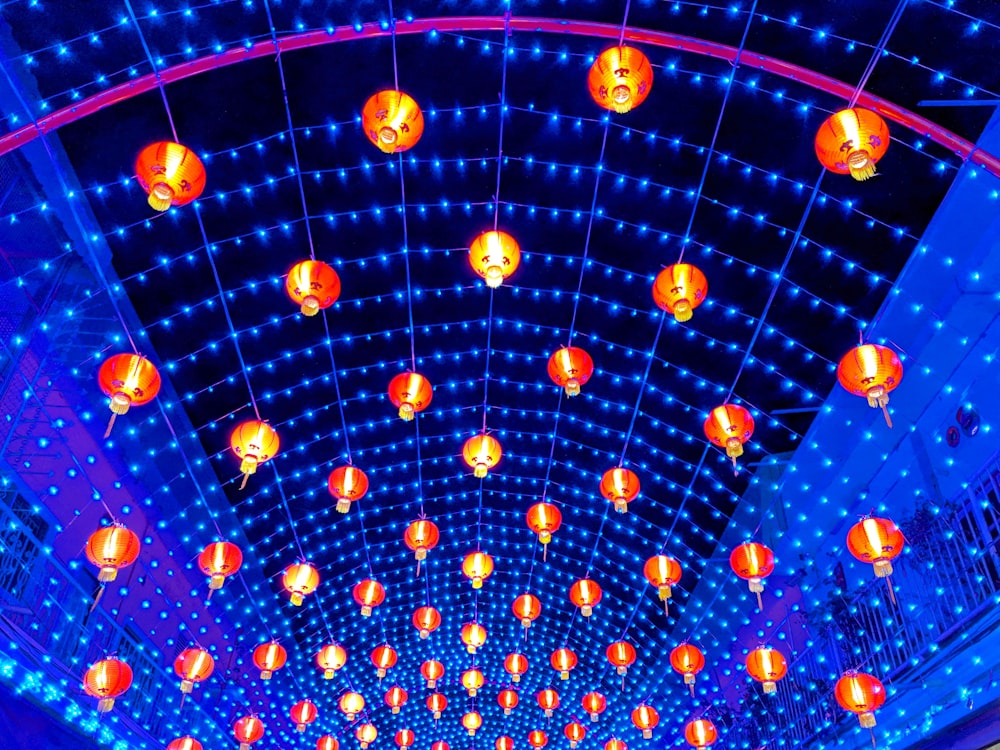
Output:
left=606, top=641, right=637, bottom=676
left=385, top=685, right=408, bottom=714
left=569, top=578, right=603, bottom=617
left=643, top=554, right=682, bottom=616
left=683, top=719, right=717, bottom=749
left=565, top=722, right=587, bottom=749
left=462, top=711, right=483, bottom=737
left=498, top=688, right=519, bottom=716
left=85, top=523, right=140, bottom=584
left=729, top=541, right=775, bottom=610
left=745, top=646, right=788, bottom=695
left=462, top=550, right=495, bottom=588
left=230, top=420, right=279, bottom=489
left=395, top=730, right=415, bottom=750
left=432, top=743, right=450, bottom=750
left=815, top=107, right=890, bottom=181
left=513, top=593, right=542, bottom=628
left=286, top=259, right=341, bottom=316
left=847, top=515, right=905, bottom=603
left=362, top=90, right=424, bottom=153
left=550, top=647, right=577, bottom=680
left=290, top=700, right=318, bottom=732
left=83, top=657, right=132, bottom=713
left=427, top=692, right=447, bottom=719
left=233, top=716, right=265, bottom=750
left=587, top=46, right=653, bottom=113
left=469, top=229, right=521, bottom=288
left=461, top=621, right=488, bottom=654
left=670, top=644, right=705, bottom=696
left=528, top=731, right=548, bottom=750
left=339, top=691, right=365, bottom=720
left=356, top=723, right=378, bottom=750
left=319, top=737, right=341, bottom=750
left=835, top=671, right=886, bottom=729
left=548, top=346, right=594, bottom=397
left=421, top=659, right=444, bottom=689
left=497, top=737, right=514, bottom=750
left=652, top=264, right=708, bottom=323
left=526, top=502, right=562, bottom=560
left=462, top=667, right=485, bottom=697
left=582, top=692, right=606, bottom=722
left=252, top=641, right=287, bottom=680
left=403, top=518, right=440, bottom=575
left=198, top=541, right=243, bottom=594
left=505, top=652, right=528, bottom=683
left=600, top=467, right=640, bottom=513
left=328, top=465, right=369, bottom=514
left=703, top=404, right=754, bottom=471
left=837, top=344, right=903, bottom=427
left=174, top=647, right=214, bottom=696
left=606, top=740, right=627, bottom=750
left=413, top=605, right=442, bottom=638
left=537, top=688, right=560, bottom=717
left=97, top=353, right=161, bottom=437
left=631, top=705, right=659, bottom=739
left=315, top=643, right=347, bottom=679
left=282, top=561, right=320, bottom=606
left=371, top=644, right=397, bottom=678
left=463, top=433, right=503, bottom=478
left=389, top=372, right=433, bottom=421
left=135, top=140, right=206, bottom=211
left=167, top=738, right=203, bottom=750
left=354, top=579, right=385, bottom=617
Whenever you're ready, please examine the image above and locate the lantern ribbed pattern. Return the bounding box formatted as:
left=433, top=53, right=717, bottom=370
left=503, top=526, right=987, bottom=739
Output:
left=729, top=542, right=775, bottom=610
left=388, top=372, right=433, bottom=420
left=290, top=699, right=318, bottom=732
left=421, top=659, right=444, bottom=688
left=512, top=593, right=542, bottom=628
left=282, top=562, right=320, bottom=606
left=505, top=652, right=528, bottom=682
left=413, top=605, right=442, bottom=638
left=83, top=657, right=133, bottom=713
left=587, top=46, right=653, bottom=113
left=340, top=692, right=366, bottom=720
left=385, top=685, right=408, bottom=714
left=684, top=719, right=717, bottom=748
left=599, top=467, right=640, bottom=513
left=166, top=737, right=203, bottom=750
left=328, top=465, right=369, bottom=513
left=703, top=404, right=754, bottom=469
left=404, top=519, right=440, bottom=565
left=652, top=264, right=708, bottom=322
left=469, top=230, right=521, bottom=288
left=547, top=346, right=594, bottom=397
left=230, top=420, right=279, bottom=488
left=174, top=647, right=214, bottom=694
left=286, top=260, right=341, bottom=316
left=427, top=692, right=447, bottom=718
left=528, top=730, right=548, bottom=750
left=315, top=643, right=347, bottom=678
left=499, top=688, right=519, bottom=715
left=85, top=524, right=141, bottom=583
left=460, top=621, right=488, bottom=653
left=606, top=641, right=636, bottom=675
left=461, top=667, right=484, bottom=697
left=97, top=353, right=161, bottom=436
left=135, top=140, right=206, bottom=211
left=198, top=541, right=243, bottom=591
left=565, top=722, right=586, bottom=748
left=643, top=554, right=682, bottom=613
left=570, top=578, right=603, bottom=617
left=356, top=723, right=378, bottom=750
left=233, top=716, right=265, bottom=750
left=353, top=579, right=385, bottom=617
left=582, top=691, right=606, bottom=721
left=537, top=687, right=560, bottom=717
left=670, top=644, right=705, bottom=693
left=462, top=711, right=483, bottom=736
left=497, top=737, right=514, bottom=750
left=605, top=738, right=627, bottom=750
left=746, top=646, right=788, bottom=694
left=815, top=107, right=890, bottom=181
left=463, top=433, right=503, bottom=477
left=837, top=343, right=903, bottom=427
left=631, top=705, right=659, bottom=739
left=550, top=647, right=577, bottom=679
left=395, top=729, right=415, bottom=749
left=253, top=642, right=287, bottom=680
left=462, top=550, right=495, bottom=588
left=362, top=90, right=424, bottom=153
left=846, top=515, right=905, bottom=578
left=319, top=736, right=341, bottom=750
left=526, top=502, right=562, bottom=555
left=371, top=644, right=397, bottom=678
left=834, top=671, right=886, bottom=728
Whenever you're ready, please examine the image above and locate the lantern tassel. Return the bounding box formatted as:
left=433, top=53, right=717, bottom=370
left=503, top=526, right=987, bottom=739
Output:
left=870, top=727, right=877, bottom=750
left=415, top=558, right=422, bottom=577
left=90, top=584, right=105, bottom=612
left=104, top=413, right=118, bottom=439
left=755, top=590, right=763, bottom=611
left=240, top=472, right=249, bottom=490
left=664, top=599, right=669, bottom=617
left=179, top=692, right=186, bottom=709
left=886, top=576, right=897, bottom=607
left=880, top=402, right=893, bottom=429
left=543, top=542, right=548, bottom=562
left=688, top=682, right=695, bottom=697
left=205, top=587, right=215, bottom=602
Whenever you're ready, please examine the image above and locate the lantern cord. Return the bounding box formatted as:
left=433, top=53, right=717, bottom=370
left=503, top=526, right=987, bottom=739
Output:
left=617, top=0, right=633, bottom=46
left=123, top=0, right=179, bottom=143
left=398, top=154, right=418, bottom=373
left=491, top=7, right=512, bottom=233
left=388, top=0, right=400, bottom=92
left=848, top=0, right=909, bottom=109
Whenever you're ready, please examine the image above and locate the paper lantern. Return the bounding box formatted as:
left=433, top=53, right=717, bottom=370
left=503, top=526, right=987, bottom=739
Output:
left=643, top=554, right=682, bottom=615
left=745, top=646, right=788, bottom=695
left=166, top=737, right=203, bottom=750
left=526, top=502, right=562, bottom=560
left=837, top=343, right=903, bottom=427
left=600, top=467, right=640, bottom=513
left=703, top=405, right=754, bottom=471
left=356, top=723, right=378, bottom=750
left=528, top=731, right=548, bottom=750
left=670, top=644, right=705, bottom=695
left=631, top=705, right=659, bottom=739
left=233, top=716, right=265, bottom=750
left=461, top=621, right=488, bottom=654
left=729, top=541, right=775, bottom=610
left=362, top=90, right=424, bottom=153
left=339, top=691, right=365, bottom=720
left=385, top=685, right=408, bottom=714
left=587, top=46, right=653, bottom=113
left=605, top=739, right=626, bottom=750
left=835, top=671, right=886, bottom=728
left=463, top=433, right=502, bottom=478
left=371, top=644, right=397, bottom=678
left=462, top=550, right=495, bottom=588
left=847, top=515, right=905, bottom=603
left=432, top=742, right=450, bottom=750
left=319, top=737, right=341, bottom=750
left=550, top=647, right=577, bottom=680
left=286, top=259, right=341, bottom=316
left=497, top=737, right=514, bottom=750
left=462, top=667, right=485, bottom=697
left=174, top=647, right=214, bottom=695
left=282, top=561, right=320, bottom=606
left=498, top=688, right=519, bottom=716
left=569, top=578, right=602, bottom=617
left=230, top=420, right=279, bottom=489
left=395, top=730, right=415, bottom=750
left=252, top=641, right=287, bottom=680
left=683, top=719, right=717, bottom=749
left=198, top=541, right=242, bottom=594
left=315, top=643, right=347, bottom=679
left=513, top=593, right=542, bottom=628
left=290, top=700, right=318, bottom=732
left=469, top=229, right=520, bottom=288
left=328, top=465, right=369, bottom=514
left=135, top=140, right=206, bottom=211
left=582, top=691, right=606, bottom=722
left=413, top=605, right=442, bottom=638
left=421, top=659, right=444, bottom=689
left=815, top=107, right=890, bottom=181
left=85, top=524, right=140, bottom=584
left=462, top=711, right=483, bottom=737
left=427, top=692, right=447, bottom=719
left=83, top=657, right=132, bottom=713
left=537, top=688, right=560, bottom=718
left=97, top=353, right=161, bottom=437
left=548, top=346, right=594, bottom=397
left=389, top=371, right=433, bottom=421
left=354, top=579, right=385, bottom=617
left=505, top=652, right=528, bottom=683
left=404, top=518, right=440, bottom=574
left=652, top=264, right=708, bottom=323
left=606, top=641, right=637, bottom=676
left=565, top=722, right=586, bottom=748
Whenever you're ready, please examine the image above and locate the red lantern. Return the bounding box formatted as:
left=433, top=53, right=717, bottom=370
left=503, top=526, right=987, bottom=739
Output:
left=526, top=502, right=562, bottom=560
left=837, top=343, right=903, bottom=427
left=729, top=541, right=775, bottom=610
left=252, top=641, right=287, bottom=680
left=432, top=743, right=450, bottom=750
left=537, top=687, right=560, bottom=717
left=498, top=688, right=519, bottom=715
left=463, top=434, right=502, bottom=478
left=462, top=711, right=483, bottom=737
left=339, top=691, right=365, bottom=720
left=835, top=671, right=886, bottom=728
left=528, top=731, right=548, bottom=750
left=564, top=723, right=586, bottom=748
left=670, top=644, right=705, bottom=695
left=395, top=730, right=415, bottom=750
left=412, top=605, right=442, bottom=638
left=703, top=404, right=754, bottom=471
left=97, top=353, right=161, bottom=437
left=653, top=264, right=708, bottom=323
left=315, top=643, right=347, bottom=679
left=816, top=107, right=890, bottom=181
left=427, top=692, right=447, bottom=719
left=83, top=657, right=132, bottom=713
left=631, top=705, right=659, bottom=739
left=319, top=737, right=341, bottom=750
left=404, top=518, right=440, bottom=574
left=328, top=465, right=369, bottom=514
left=135, top=140, right=206, bottom=211
left=389, top=372, right=433, bottom=421
left=497, top=737, right=514, bottom=750
left=600, top=467, right=640, bottom=513
left=286, top=259, right=341, bottom=316
left=745, top=646, right=788, bottom=695
left=569, top=578, right=602, bottom=617
left=469, top=230, right=521, bottom=288
left=290, top=699, right=318, bottom=732
left=550, top=647, right=577, bottom=680
left=282, top=561, right=320, bottom=606
left=354, top=579, right=385, bottom=617
left=513, top=593, right=542, bottom=628
left=505, top=652, right=528, bottom=683
left=233, top=716, right=265, bottom=750
left=85, top=524, right=140, bottom=584
left=684, top=719, right=717, bottom=749
left=588, top=46, right=653, bottom=113
left=362, top=90, right=424, bottom=153
left=847, top=515, right=905, bottom=603
left=462, top=667, right=485, bottom=697
left=605, top=739, right=627, bottom=750
left=198, top=541, right=242, bottom=594
left=643, top=554, right=682, bottom=615
left=606, top=641, right=637, bottom=675
left=371, top=644, right=397, bottom=678
left=385, top=685, right=408, bottom=714
left=421, top=659, right=444, bottom=689
left=462, top=550, right=495, bottom=588
left=174, top=647, right=214, bottom=695
left=548, top=346, right=594, bottom=397
left=582, top=691, right=606, bottom=722
left=461, top=621, right=488, bottom=654
left=356, top=723, right=378, bottom=750
left=230, top=420, right=279, bottom=489
left=166, top=738, right=203, bottom=750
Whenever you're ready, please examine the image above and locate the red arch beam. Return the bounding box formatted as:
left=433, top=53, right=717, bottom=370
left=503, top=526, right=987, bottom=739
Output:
left=2, top=16, right=997, bottom=177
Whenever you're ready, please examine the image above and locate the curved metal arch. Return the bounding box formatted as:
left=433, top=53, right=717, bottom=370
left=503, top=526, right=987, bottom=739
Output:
left=1, top=15, right=997, bottom=178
